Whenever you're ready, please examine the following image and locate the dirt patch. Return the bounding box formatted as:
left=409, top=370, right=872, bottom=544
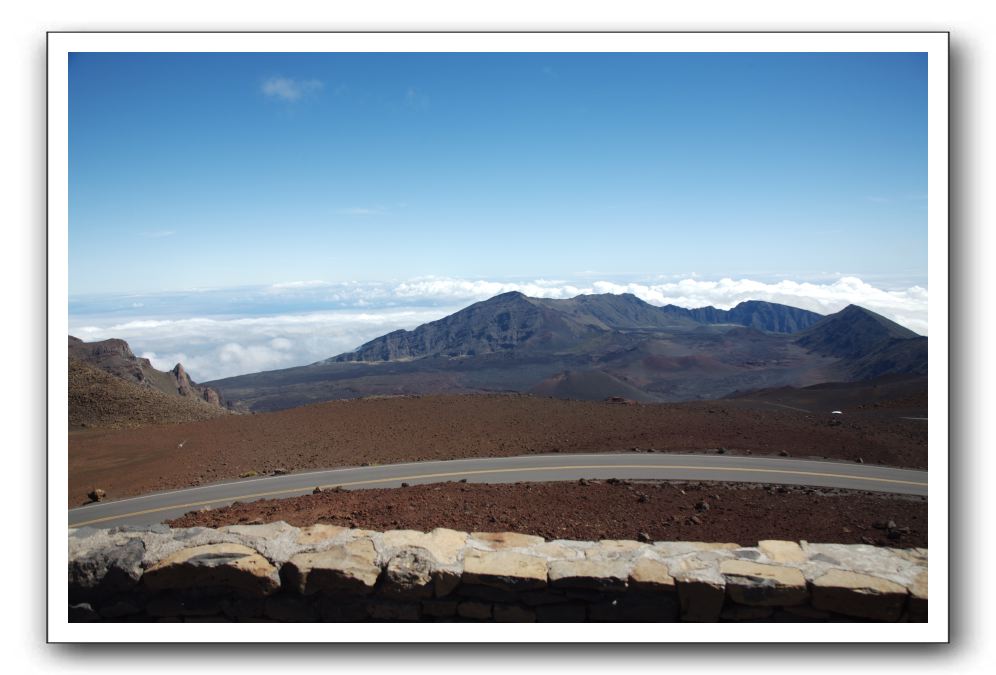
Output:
left=166, top=480, right=927, bottom=548
left=69, top=393, right=927, bottom=507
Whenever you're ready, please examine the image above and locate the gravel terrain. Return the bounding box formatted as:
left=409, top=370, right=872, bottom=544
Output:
left=69, top=393, right=927, bottom=507
left=167, top=479, right=928, bottom=548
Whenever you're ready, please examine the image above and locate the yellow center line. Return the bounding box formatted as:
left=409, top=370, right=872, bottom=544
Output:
left=67, top=464, right=928, bottom=528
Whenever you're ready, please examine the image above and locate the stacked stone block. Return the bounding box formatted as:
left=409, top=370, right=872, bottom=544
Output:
left=68, top=523, right=928, bottom=622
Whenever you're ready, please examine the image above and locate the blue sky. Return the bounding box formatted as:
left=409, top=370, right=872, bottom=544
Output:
left=68, top=52, right=929, bottom=379
left=69, top=52, right=927, bottom=295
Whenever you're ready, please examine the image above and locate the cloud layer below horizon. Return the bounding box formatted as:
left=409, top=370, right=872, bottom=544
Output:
left=68, top=275, right=929, bottom=382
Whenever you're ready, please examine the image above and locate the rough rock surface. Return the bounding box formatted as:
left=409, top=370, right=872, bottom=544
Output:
left=68, top=526, right=928, bottom=623
left=165, top=480, right=928, bottom=549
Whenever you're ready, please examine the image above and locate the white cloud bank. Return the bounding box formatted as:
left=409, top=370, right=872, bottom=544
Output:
left=391, top=276, right=928, bottom=335
left=69, top=275, right=928, bottom=382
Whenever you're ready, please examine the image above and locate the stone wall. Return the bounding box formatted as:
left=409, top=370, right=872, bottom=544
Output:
left=68, top=523, right=927, bottom=622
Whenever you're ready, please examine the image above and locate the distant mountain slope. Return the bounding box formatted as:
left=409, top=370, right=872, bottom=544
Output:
left=531, top=293, right=700, bottom=331
left=69, top=335, right=227, bottom=407
left=847, top=336, right=928, bottom=381
left=330, top=291, right=605, bottom=362
left=528, top=369, right=661, bottom=402
left=208, top=292, right=925, bottom=412
left=660, top=300, right=824, bottom=333
left=69, top=358, right=229, bottom=429
left=333, top=293, right=818, bottom=365
left=793, top=305, right=919, bottom=359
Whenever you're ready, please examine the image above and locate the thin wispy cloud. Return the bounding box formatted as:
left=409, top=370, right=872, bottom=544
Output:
left=141, top=230, right=175, bottom=239
left=261, top=76, right=323, bottom=102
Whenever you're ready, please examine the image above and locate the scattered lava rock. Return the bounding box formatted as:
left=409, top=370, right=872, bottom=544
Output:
left=87, top=489, right=106, bottom=503
left=166, top=480, right=927, bottom=548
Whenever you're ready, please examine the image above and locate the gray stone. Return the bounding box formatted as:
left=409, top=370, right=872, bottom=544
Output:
left=97, top=599, right=142, bottom=618
left=535, top=602, right=587, bottom=622
left=367, top=600, right=420, bottom=621
left=493, top=604, right=536, bottom=622
left=457, top=601, right=492, bottom=620
left=69, top=537, right=145, bottom=599
left=720, top=605, right=775, bottom=621
left=263, top=595, right=316, bottom=621
left=68, top=603, right=98, bottom=621
left=421, top=599, right=459, bottom=618
left=381, top=550, right=434, bottom=599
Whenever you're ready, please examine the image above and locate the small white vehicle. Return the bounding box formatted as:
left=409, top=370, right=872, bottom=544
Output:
left=830, top=410, right=843, bottom=415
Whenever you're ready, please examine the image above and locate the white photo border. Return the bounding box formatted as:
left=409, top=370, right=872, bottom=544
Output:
left=48, top=31, right=949, bottom=643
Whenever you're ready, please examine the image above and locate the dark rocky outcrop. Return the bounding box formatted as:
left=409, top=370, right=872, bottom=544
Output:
left=69, top=335, right=227, bottom=409
left=69, top=358, right=230, bottom=429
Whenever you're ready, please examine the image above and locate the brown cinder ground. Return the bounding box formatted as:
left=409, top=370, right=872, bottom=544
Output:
left=69, top=393, right=926, bottom=507
left=166, top=480, right=927, bottom=549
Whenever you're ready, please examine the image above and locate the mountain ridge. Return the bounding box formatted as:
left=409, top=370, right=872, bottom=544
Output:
left=330, top=292, right=828, bottom=364
left=206, top=291, right=925, bottom=411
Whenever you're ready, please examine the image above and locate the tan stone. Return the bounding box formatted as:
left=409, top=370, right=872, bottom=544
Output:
left=720, top=560, right=808, bottom=606
left=548, top=559, right=630, bottom=590
left=462, top=549, right=548, bottom=590
left=811, top=569, right=908, bottom=620
left=908, top=570, right=928, bottom=621
left=674, top=570, right=725, bottom=622
left=296, top=524, right=349, bottom=545
left=629, top=558, right=676, bottom=592
left=432, top=568, right=462, bottom=597
left=470, top=531, right=545, bottom=550
left=758, top=540, right=807, bottom=564
left=142, top=543, right=279, bottom=596
left=284, top=539, right=380, bottom=595
left=380, top=528, right=467, bottom=565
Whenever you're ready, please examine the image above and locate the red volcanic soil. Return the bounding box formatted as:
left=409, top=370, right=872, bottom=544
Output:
left=167, top=480, right=927, bottom=549
left=69, top=392, right=927, bottom=508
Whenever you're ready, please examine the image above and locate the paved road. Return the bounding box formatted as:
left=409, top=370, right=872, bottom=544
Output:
left=68, top=453, right=928, bottom=529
